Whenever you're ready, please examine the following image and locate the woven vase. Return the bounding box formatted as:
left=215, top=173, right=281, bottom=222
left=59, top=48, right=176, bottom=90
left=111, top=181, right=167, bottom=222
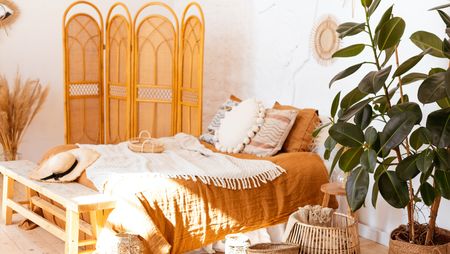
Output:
left=110, top=233, right=145, bottom=254
left=389, top=226, right=450, bottom=254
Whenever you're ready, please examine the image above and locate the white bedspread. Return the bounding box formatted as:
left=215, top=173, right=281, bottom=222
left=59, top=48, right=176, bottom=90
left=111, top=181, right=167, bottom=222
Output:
left=79, top=133, right=285, bottom=193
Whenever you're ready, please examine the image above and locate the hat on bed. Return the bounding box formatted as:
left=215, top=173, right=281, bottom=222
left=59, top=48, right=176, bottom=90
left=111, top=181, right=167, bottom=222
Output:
left=29, top=148, right=100, bottom=182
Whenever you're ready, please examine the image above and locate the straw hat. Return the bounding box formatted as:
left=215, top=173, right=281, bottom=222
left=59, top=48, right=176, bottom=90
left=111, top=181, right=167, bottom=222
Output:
left=29, top=148, right=100, bottom=182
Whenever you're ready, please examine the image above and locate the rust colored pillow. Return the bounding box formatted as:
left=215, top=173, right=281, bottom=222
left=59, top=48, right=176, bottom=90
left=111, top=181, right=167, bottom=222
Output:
left=273, top=102, right=320, bottom=152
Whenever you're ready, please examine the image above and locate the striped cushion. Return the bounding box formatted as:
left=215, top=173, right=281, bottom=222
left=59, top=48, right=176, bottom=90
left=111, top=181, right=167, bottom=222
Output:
left=200, top=99, right=240, bottom=144
left=243, top=109, right=298, bottom=157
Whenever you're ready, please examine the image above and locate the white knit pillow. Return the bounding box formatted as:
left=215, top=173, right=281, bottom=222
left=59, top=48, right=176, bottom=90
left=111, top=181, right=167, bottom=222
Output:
left=215, top=98, right=265, bottom=153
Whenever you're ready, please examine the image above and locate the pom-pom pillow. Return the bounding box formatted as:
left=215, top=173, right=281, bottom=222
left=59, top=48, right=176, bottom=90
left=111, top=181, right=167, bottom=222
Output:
left=243, top=109, right=298, bottom=157
left=199, top=95, right=241, bottom=144
left=215, top=98, right=265, bottom=153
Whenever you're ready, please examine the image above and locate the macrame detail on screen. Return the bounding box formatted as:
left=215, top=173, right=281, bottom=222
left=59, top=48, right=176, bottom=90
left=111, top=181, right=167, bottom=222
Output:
left=63, top=1, right=205, bottom=144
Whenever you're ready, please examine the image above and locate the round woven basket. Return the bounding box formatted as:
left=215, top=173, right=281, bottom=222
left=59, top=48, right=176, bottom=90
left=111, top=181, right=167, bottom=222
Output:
left=247, top=243, right=300, bottom=254
left=285, top=212, right=360, bottom=254
left=389, top=226, right=450, bottom=254
left=127, top=131, right=164, bottom=153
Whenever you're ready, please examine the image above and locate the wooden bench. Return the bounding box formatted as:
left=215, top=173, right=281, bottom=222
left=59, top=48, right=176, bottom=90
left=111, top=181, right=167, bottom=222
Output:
left=0, top=160, right=116, bottom=254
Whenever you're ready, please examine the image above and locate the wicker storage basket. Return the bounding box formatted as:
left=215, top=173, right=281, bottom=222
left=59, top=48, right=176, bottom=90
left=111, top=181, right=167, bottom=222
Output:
left=285, top=212, right=360, bottom=254
left=248, top=243, right=300, bottom=254
left=128, top=131, right=164, bottom=153
left=389, top=226, right=450, bottom=254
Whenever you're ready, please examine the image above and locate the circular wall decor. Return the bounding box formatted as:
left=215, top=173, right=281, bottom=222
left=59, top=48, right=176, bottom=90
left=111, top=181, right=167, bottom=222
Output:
left=311, top=15, right=340, bottom=66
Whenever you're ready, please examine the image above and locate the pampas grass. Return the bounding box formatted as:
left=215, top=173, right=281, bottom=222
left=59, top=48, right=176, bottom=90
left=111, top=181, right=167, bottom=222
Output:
left=0, top=73, right=49, bottom=161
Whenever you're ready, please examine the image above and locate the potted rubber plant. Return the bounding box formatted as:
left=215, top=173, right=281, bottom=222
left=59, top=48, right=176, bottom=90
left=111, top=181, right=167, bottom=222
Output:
left=322, top=0, right=450, bottom=252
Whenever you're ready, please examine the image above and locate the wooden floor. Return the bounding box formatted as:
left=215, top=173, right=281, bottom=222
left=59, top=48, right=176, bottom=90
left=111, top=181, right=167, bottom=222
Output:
left=0, top=175, right=388, bottom=254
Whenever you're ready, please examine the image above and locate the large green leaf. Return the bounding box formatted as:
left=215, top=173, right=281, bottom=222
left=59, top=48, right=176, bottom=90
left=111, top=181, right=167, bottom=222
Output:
left=410, top=31, right=445, bottom=58
left=409, top=127, right=432, bottom=150
left=346, top=167, right=369, bottom=211
left=446, top=68, right=450, bottom=97
left=365, top=127, right=378, bottom=146
left=329, top=63, right=364, bottom=87
left=378, top=17, right=406, bottom=50
left=418, top=72, right=447, bottom=104
left=438, top=10, right=450, bottom=27
left=355, top=104, right=373, bottom=130
left=437, top=97, right=450, bottom=109
left=336, top=22, right=366, bottom=39
left=435, top=148, right=450, bottom=171
left=393, top=50, right=429, bottom=77
left=339, top=147, right=364, bottom=172
left=339, top=98, right=372, bottom=121
left=378, top=171, right=410, bottom=208
left=329, top=122, right=365, bottom=147
left=443, top=39, right=450, bottom=59
left=420, top=182, right=436, bottom=206
left=367, top=0, right=381, bottom=16
left=435, top=169, right=450, bottom=199
left=429, top=3, right=450, bottom=11
left=331, top=92, right=341, bottom=118
left=416, top=149, right=434, bottom=173
left=401, top=72, right=428, bottom=85
left=396, top=154, right=420, bottom=181
left=372, top=181, right=379, bottom=208
left=358, top=66, right=391, bottom=94
left=379, top=112, right=417, bottom=155
left=329, top=147, right=345, bottom=177
left=426, top=107, right=450, bottom=148
left=361, top=149, right=377, bottom=173
left=341, top=87, right=368, bottom=109
left=325, top=136, right=337, bottom=153
left=332, top=44, right=366, bottom=58
left=375, top=5, right=393, bottom=43
left=381, top=47, right=396, bottom=67
left=388, top=102, right=422, bottom=124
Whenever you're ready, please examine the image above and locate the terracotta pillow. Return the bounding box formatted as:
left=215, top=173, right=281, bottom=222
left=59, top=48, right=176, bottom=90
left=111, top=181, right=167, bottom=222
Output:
left=273, top=102, right=320, bottom=152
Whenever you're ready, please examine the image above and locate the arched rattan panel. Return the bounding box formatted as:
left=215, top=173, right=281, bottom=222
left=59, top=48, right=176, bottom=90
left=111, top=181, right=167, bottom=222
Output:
left=132, top=3, right=179, bottom=138
left=63, top=1, right=104, bottom=144
left=105, top=3, right=132, bottom=144
left=178, top=2, right=204, bottom=136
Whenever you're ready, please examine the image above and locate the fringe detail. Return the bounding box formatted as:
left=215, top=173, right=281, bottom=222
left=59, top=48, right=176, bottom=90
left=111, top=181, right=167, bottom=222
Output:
left=147, top=166, right=286, bottom=190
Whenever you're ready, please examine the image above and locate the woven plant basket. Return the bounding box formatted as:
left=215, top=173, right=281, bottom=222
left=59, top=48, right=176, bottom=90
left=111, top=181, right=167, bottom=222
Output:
left=389, top=226, right=450, bottom=254
left=285, top=212, right=360, bottom=254
left=248, top=243, right=300, bottom=254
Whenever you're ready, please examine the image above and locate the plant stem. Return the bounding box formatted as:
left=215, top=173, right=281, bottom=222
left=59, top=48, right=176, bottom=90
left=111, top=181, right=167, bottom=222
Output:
left=394, top=46, right=416, bottom=243
left=425, top=194, right=441, bottom=245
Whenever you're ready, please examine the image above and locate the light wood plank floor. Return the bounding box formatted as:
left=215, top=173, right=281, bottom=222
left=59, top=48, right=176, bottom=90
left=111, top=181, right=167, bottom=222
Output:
left=0, top=175, right=388, bottom=253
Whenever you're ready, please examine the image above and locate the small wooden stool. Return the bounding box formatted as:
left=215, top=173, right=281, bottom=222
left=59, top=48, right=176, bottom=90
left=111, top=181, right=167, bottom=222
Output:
left=321, top=182, right=351, bottom=212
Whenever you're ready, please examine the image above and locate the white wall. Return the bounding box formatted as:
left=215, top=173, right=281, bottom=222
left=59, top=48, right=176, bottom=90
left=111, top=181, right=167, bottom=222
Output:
left=0, top=0, right=449, bottom=246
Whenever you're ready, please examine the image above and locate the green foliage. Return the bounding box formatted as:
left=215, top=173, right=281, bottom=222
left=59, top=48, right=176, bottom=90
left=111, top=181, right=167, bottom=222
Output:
left=325, top=0, right=450, bottom=215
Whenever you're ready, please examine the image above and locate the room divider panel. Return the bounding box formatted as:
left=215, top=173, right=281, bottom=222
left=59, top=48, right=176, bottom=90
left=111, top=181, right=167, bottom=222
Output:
left=63, top=1, right=204, bottom=144
left=63, top=1, right=104, bottom=144
left=132, top=3, right=179, bottom=138
left=105, top=3, right=132, bottom=144
left=178, top=3, right=205, bottom=137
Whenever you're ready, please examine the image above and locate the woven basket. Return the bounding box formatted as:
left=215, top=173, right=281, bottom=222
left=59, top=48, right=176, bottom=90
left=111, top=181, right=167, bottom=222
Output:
left=128, top=130, right=164, bottom=153
left=248, top=243, right=300, bottom=254
left=389, top=226, right=450, bottom=254
left=285, top=212, right=360, bottom=254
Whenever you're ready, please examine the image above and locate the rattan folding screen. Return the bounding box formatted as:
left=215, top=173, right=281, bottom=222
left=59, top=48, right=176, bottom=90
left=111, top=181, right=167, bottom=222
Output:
left=63, top=1, right=104, bottom=144
left=105, top=3, right=132, bottom=144
left=63, top=2, right=204, bottom=144
left=178, top=3, right=204, bottom=137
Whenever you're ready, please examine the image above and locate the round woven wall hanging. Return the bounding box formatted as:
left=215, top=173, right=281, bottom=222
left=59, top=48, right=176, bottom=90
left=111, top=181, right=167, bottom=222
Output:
left=311, top=15, right=340, bottom=66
